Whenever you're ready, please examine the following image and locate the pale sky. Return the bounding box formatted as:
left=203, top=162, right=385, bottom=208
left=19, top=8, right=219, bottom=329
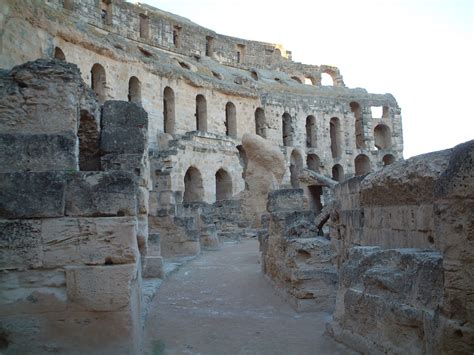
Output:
left=138, top=0, right=473, bottom=158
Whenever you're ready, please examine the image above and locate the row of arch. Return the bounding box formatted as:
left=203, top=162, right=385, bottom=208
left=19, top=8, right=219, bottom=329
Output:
left=56, top=52, right=394, bottom=152
left=183, top=167, right=233, bottom=203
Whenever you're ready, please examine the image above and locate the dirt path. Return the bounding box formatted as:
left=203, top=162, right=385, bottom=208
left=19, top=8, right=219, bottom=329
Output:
left=144, top=239, right=354, bottom=355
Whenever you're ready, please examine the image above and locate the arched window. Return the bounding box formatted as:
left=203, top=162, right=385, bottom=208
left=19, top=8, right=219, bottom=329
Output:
left=195, top=94, right=207, bottom=131
left=383, top=154, right=395, bottom=166
left=332, top=164, right=344, bottom=182
left=291, top=76, right=302, bottom=84
left=304, top=77, right=316, bottom=85
left=306, top=115, right=316, bottom=148
left=282, top=112, right=293, bottom=147
left=215, top=169, right=233, bottom=201
left=225, top=102, right=237, bottom=138
left=255, top=108, right=266, bottom=138
left=90, top=63, right=106, bottom=104
left=78, top=110, right=100, bottom=171
left=321, top=72, right=334, bottom=86
left=307, top=154, right=320, bottom=173
left=350, top=102, right=365, bottom=149
left=163, top=87, right=175, bottom=134
left=100, top=0, right=113, bottom=26
left=54, top=47, right=65, bottom=61
left=354, top=154, right=371, bottom=176
left=290, top=150, right=303, bottom=188
left=128, top=76, right=141, bottom=104
left=183, top=167, right=204, bottom=203
left=374, top=124, right=392, bottom=149
left=330, top=117, right=342, bottom=159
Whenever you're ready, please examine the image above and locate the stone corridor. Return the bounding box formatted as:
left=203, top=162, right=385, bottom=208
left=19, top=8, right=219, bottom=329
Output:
left=144, top=239, right=353, bottom=355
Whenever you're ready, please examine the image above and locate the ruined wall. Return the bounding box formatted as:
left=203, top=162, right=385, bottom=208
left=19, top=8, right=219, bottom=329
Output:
left=327, top=141, right=474, bottom=354
left=0, top=59, right=153, bottom=354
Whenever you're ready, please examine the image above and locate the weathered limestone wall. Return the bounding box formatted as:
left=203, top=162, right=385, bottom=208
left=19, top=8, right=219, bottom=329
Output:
left=328, top=141, right=474, bottom=354
left=0, top=60, right=150, bottom=354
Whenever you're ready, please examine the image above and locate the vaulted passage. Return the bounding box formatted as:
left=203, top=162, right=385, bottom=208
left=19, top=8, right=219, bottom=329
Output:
left=128, top=76, right=141, bottom=104
left=354, top=154, right=371, bottom=176
left=282, top=112, right=293, bottom=147
left=306, top=115, right=316, bottom=148
left=163, top=87, right=175, bottom=134
left=195, top=94, right=207, bottom=131
left=215, top=168, right=232, bottom=201
left=90, top=63, right=106, bottom=103
left=183, top=167, right=204, bottom=203
left=332, top=164, right=344, bottom=182
left=225, top=102, right=237, bottom=138
left=255, top=108, right=266, bottom=138
left=374, top=124, right=392, bottom=149
left=307, top=153, right=321, bottom=172
left=330, top=117, right=342, bottom=159
left=290, top=149, right=303, bottom=188
left=383, top=154, right=395, bottom=166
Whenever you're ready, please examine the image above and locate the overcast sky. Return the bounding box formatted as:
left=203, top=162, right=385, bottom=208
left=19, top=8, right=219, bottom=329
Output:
left=137, top=0, right=473, bottom=158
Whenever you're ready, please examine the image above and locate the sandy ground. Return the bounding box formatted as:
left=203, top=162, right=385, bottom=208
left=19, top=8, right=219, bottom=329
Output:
left=144, top=239, right=355, bottom=355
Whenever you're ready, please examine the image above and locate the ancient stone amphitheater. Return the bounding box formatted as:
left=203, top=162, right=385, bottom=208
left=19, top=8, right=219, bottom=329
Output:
left=0, top=0, right=472, bottom=354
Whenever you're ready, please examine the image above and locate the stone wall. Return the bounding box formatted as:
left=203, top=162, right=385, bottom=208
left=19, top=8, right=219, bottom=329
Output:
left=0, top=59, right=154, bottom=354
left=327, top=141, right=474, bottom=354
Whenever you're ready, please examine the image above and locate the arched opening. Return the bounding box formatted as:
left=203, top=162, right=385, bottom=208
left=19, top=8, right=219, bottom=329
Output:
left=383, top=154, right=395, bottom=166
left=163, top=87, right=175, bottom=134
left=237, top=145, right=248, bottom=179
left=195, top=94, right=207, bottom=132
left=139, top=14, right=149, bottom=39
left=183, top=167, right=204, bottom=203
left=78, top=110, right=100, bottom=171
left=306, top=115, right=316, bottom=148
left=128, top=76, right=141, bottom=104
left=100, top=0, right=113, bottom=26
left=291, top=76, right=302, bottom=84
left=354, top=154, right=371, bottom=176
left=54, top=47, right=65, bottom=61
left=215, top=169, right=233, bottom=201
left=307, top=154, right=320, bottom=173
left=206, top=36, right=214, bottom=57
left=290, top=150, right=303, bottom=188
left=251, top=70, right=258, bottom=81
left=282, top=112, right=293, bottom=147
left=225, top=102, right=237, bottom=138
left=173, top=26, right=182, bottom=48
left=308, top=185, right=323, bottom=213
left=350, top=101, right=365, bottom=149
left=255, top=108, right=266, bottom=138
left=332, top=164, right=344, bottom=182
left=374, top=124, right=392, bottom=149
left=330, top=117, right=342, bottom=159
left=91, top=63, right=106, bottom=104
left=304, top=77, right=316, bottom=85
left=321, top=72, right=334, bottom=86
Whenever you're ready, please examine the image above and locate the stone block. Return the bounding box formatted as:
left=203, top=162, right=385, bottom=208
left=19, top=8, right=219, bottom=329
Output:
left=100, top=128, right=147, bottom=155
left=0, top=219, right=42, bottom=270
left=267, top=188, right=305, bottom=213
left=0, top=133, right=77, bottom=173
left=65, top=171, right=138, bottom=217
left=0, top=172, right=66, bottom=219
left=101, top=100, right=148, bottom=129
left=41, top=217, right=139, bottom=267
left=65, top=262, right=140, bottom=312
left=142, top=256, right=164, bottom=278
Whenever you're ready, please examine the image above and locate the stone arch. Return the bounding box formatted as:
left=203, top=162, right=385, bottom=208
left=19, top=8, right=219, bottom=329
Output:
left=332, top=164, right=344, bottom=182
left=54, top=47, right=65, bottom=61
left=90, top=63, right=106, bottom=104
left=383, top=154, right=395, bottom=166
left=183, top=166, right=204, bottom=203
left=225, top=102, right=237, bottom=138
left=330, top=117, right=342, bottom=159
left=354, top=154, right=371, bottom=176
left=215, top=168, right=233, bottom=201
left=128, top=76, right=141, bottom=104
left=282, top=112, right=293, bottom=147
left=304, top=76, right=317, bottom=85
left=291, top=76, right=302, bottom=84
left=195, top=94, right=207, bottom=131
left=78, top=109, right=100, bottom=171
left=350, top=101, right=365, bottom=149
left=374, top=124, right=392, bottom=149
left=290, top=149, right=303, bottom=188
left=307, top=153, right=321, bottom=173
left=255, top=107, right=266, bottom=138
left=306, top=115, right=316, bottom=148
left=321, top=69, right=336, bottom=86
left=163, top=87, right=175, bottom=134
